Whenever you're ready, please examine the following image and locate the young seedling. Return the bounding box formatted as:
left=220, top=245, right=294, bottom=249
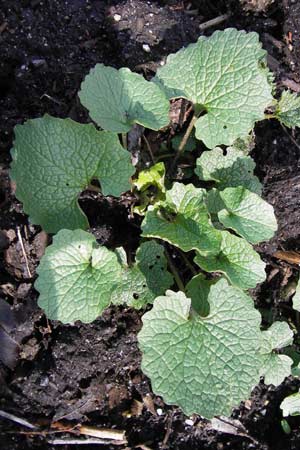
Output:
left=10, top=28, right=300, bottom=418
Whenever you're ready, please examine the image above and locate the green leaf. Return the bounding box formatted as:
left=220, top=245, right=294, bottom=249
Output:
left=292, top=280, right=300, bottom=312
left=111, top=241, right=173, bottom=309
left=154, top=28, right=273, bottom=148
left=35, top=229, right=121, bottom=323
left=259, top=321, right=293, bottom=386
left=10, top=115, right=134, bottom=233
left=195, top=147, right=262, bottom=194
left=138, top=278, right=262, bottom=418
left=133, top=162, right=166, bottom=214
left=218, top=187, right=277, bottom=244
left=141, top=183, right=221, bottom=256
left=194, top=230, right=266, bottom=289
left=281, top=392, right=300, bottom=417
left=186, top=273, right=218, bottom=316
left=79, top=64, right=170, bottom=133
left=276, top=90, right=300, bottom=128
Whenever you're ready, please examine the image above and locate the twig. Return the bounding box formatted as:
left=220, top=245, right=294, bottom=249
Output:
left=0, top=409, right=37, bottom=430
left=280, top=123, right=300, bottom=153
left=79, top=426, right=126, bottom=441
left=142, top=134, right=155, bottom=163
left=16, top=227, right=32, bottom=278
left=199, top=14, right=230, bottom=31
left=47, top=438, right=125, bottom=445
left=164, top=248, right=185, bottom=292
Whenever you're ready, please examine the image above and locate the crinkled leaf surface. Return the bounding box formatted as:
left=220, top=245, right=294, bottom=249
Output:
left=141, top=183, right=221, bottom=256
left=259, top=322, right=293, bottom=386
left=276, top=90, right=300, bottom=128
left=293, top=280, right=300, bottom=312
left=133, top=162, right=166, bottom=214
left=154, top=28, right=273, bottom=148
left=10, top=115, right=134, bottom=233
left=138, top=278, right=262, bottom=418
left=79, top=64, right=170, bottom=133
left=36, top=229, right=121, bottom=323
left=218, top=187, right=277, bottom=244
left=186, top=274, right=218, bottom=316
left=281, top=392, right=300, bottom=417
left=111, top=241, right=173, bottom=309
left=194, top=230, right=266, bottom=289
left=195, top=147, right=262, bottom=194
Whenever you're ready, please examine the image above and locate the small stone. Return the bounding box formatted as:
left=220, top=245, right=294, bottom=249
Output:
left=113, top=14, right=121, bottom=22
left=156, top=408, right=163, bottom=416
left=185, top=419, right=194, bottom=426
left=142, top=44, right=151, bottom=53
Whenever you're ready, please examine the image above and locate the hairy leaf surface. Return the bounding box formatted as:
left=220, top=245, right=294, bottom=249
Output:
left=218, top=187, right=277, bottom=244
left=194, top=230, right=266, bottom=289
left=79, top=64, right=170, bottom=132
left=10, top=116, right=134, bottom=233
left=154, top=28, right=273, bottom=148
left=36, top=230, right=121, bottom=323
left=195, top=147, right=262, bottom=194
left=138, top=278, right=262, bottom=418
left=141, top=183, right=221, bottom=255
left=111, top=241, right=173, bottom=309
left=259, top=321, right=293, bottom=386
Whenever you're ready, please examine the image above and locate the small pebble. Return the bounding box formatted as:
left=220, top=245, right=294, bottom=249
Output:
left=113, top=14, right=121, bottom=22
left=156, top=408, right=163, bottom=416
left=142, top=44, right=151, bottom=53
left=185, top=419, right=194, bottom=426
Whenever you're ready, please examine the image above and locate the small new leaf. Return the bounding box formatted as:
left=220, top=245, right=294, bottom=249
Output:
left=111, top=241, right=173, bottom=309
left=259, top=322, right=293, bottom=386
left=218, top=187, right=277, bottom=244
left=133, top=162, right=166, bottom=214
left=275, top=90, right=300, bottom=128
left=35, top=230, right=121, bottom=323
left=154, top=28, right=273, bottom=148
left=79, top=64, right=170, bottom=132
left=142, top=183, right=221, bottom=256
left=194, top=230, right=266, bottom=289
left=10, top=116, right=134, bottom=233
left=195, top=147, right=262, bottom=194
left=138, top=278, right=262, bottom=418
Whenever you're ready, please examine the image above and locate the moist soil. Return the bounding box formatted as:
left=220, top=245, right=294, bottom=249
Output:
left=1, top=0, right=300, bottom=449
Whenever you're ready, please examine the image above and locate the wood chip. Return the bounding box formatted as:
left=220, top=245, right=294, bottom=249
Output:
left=273, top=250, right=300, bottom=265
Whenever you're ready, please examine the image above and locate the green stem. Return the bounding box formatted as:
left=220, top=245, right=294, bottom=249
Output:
left=264, top=113, right=276, bottom=119
left=178, top=249, right=198, bottom=276
left=169, top=113, right=198, bottom=174
left=164, top=248, right=185, bottom=292
left=122, top=133, right=127, bottom=149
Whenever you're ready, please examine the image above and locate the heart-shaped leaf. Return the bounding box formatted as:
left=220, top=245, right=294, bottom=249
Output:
left=10, top=115, right=134, bottom=233
left=79, top=64, right=170, bottom=132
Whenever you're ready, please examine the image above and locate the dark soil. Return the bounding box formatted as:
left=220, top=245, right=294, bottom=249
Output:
left=1, top=0, right=300, bottom=449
